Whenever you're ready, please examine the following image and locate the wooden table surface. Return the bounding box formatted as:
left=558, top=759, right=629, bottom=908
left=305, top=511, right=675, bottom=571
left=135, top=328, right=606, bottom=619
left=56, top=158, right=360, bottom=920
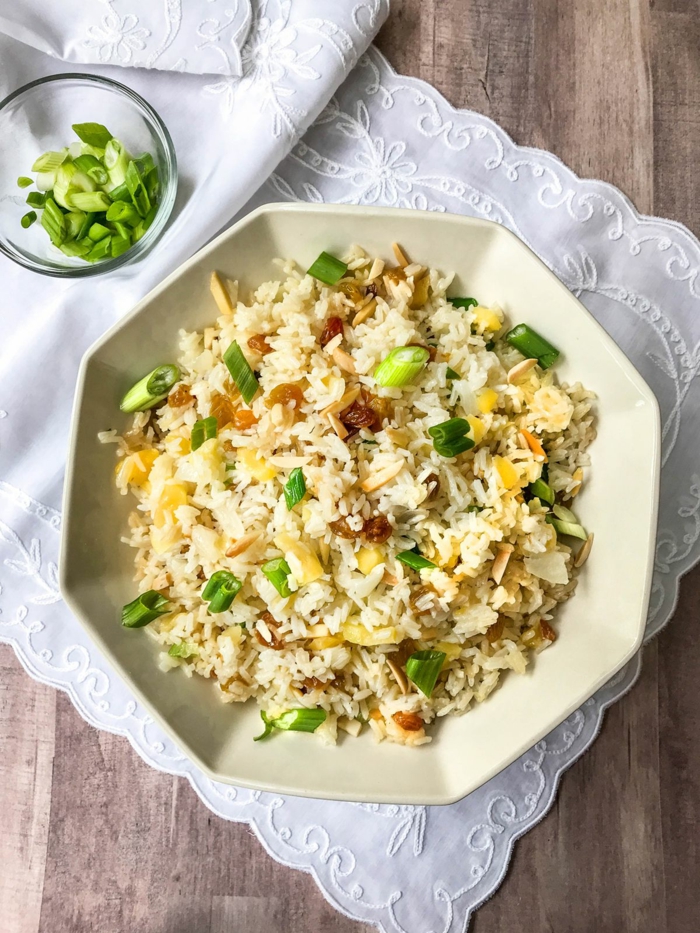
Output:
left=3, top=2, right=700, bottom=931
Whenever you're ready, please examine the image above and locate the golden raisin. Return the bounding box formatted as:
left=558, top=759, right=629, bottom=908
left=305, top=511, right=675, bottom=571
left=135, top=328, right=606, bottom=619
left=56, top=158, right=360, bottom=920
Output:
left=368, top=708, right=383, bottom=721
left=248, top=334, right=273, bottom=355
left=410, top=272, right=431, bottom=310
left=362, top=515, right=392, bottom=543
left=339, top=282, right=364, bottom=304
left=300, top=675, right=330, bottom=693
left=341, top=400, right=378, bottom=430
left=255, top=611, right=284, bottom=650
left=486, top=616, right=506, bottom=643
left=169, top=384, right=193, bottom=407
left=392, top=638, right=417, bottom=667
left=320, top=317, right=344, bottom=347
left=265, top=383, right=304, bottom=409
left=366, top=394, right=393, bottom=426
left=424, top=473, right=440, bottom=500
left=384, top=267, right=406, bottom=285
left=539, top=620, right=556, bottom=642
left=409, top=585, right=437, bottom=615
left=231, top=409, right=258, bottom=430
left=392, top=711, right=423, bottom=732
left=329, top=516, right=362, bottom=539
left=210, top=391, right=238, bottom=429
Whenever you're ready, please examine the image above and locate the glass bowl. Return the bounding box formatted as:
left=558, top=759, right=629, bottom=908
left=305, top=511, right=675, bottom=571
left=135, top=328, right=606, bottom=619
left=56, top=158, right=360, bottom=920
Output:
left=0, top=74, right=177, bottom=277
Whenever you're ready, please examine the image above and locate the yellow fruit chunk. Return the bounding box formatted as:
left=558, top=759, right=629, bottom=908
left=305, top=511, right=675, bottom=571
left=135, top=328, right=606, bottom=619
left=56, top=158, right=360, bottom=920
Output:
left=154, top=482, right=188, bottom=528
left=342, top=621, right=400, bottom=646
left=164, top=434, right=191, bottom=457
left=310, top=635, right=344, bottom=651
left=150, top=524, right=182, bottom=554
left=357, top=547, right=385, bottom=575
left=477, top=388, right=498, bottom=414
left=273, top=533, right=323, bottom=585
left=435, top=641, right=463, bottom=664
left=307, top=623, right=330, bottom=637
left=473, top=306, right=502, bottom=333
left=466, top=415, right=485, bottom=445
left=115, top=449, right=160, bottom=488
left=221, top=625, right=243, bottom=646
left=493, top=455, right=519, bottom=489
left=238, top=448, right=277, bottom=482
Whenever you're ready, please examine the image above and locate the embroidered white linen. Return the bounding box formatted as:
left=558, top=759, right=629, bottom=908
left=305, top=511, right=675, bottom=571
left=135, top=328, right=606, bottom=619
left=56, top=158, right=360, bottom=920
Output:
left=2, top=15, right=699, bottom=933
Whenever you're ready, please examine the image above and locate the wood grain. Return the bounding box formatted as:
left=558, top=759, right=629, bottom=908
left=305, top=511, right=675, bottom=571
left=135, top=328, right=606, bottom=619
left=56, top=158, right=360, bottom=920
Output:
left=3, top=2, right=700, bottom=930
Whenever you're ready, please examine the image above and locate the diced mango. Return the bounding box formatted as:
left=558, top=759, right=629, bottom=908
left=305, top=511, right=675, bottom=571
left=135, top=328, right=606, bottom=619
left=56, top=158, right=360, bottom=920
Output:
left=238, top=448, right=277, bottom=482
left=473, top=306, right=502, bottom=333
left=310, top=635, right=344, bottom=651
left=466, top=414, right=486, bottom=445
left=164, top=434, right=191, bottom=457
left=154, top=482, right=189, bottom=528
left=221, top=625, right=243, bottom=646
left=342, top=621, right=400, bottom=646
left=477, top=388, right=498, bottom=414
left=307, top=623, right=330, bottom=637
left=115, top=449, right=160, bottom=488
left=435, top=641, right=463, bottom=664
left=356, top=546, right=385, bottom=575
left=273, top=532, right=323, bottom=585
left=493, top=455, right=520, bottom=489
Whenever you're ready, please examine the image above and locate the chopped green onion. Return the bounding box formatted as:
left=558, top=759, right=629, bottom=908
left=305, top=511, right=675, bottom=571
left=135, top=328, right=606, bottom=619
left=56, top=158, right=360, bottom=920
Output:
left=396, top=548, right=437, bottom=571
left=26, top=191, right=47, bottom=208
left=52, top=162, right=78, bottom=208
left=122, top=590, right=171, bottom=628
left=449, top=297, right=478, bottom=310
left=110, top=234, right=131, bottom=259
left=125, top=159, right=151, bottom=216
left=86, top=236, right=112, bottom=262
left=108, top=181, right=131, bottom=202
left=106, top=199, right=140, bottom=226
left=406, top=649, right=447, bottom=697
left=202, top=570, right=242, bottom=613
left=505, top=324, right=560, bottom=369
left=223, top=341, right=259, bottom=406
left=374, top=346, right=430, bottom=387
left=466, top=504, right=484, bottom=513
left=104, top=138, right=130, bottom=188
left=120, top=364, right=181, bottom=413
left=32, top=150, right=67, bottom=173
left=21, top=211, right=37, bottom=229
left=35, top=171, right=56, bottom=192
left=529, top=478, right=555, bottom=506
left=40, top=198, right=66, bottom=246
left=76, top=211, right=96, bottom=240
left=553, top=503, right=579, bottom=524
left=284, top=468, right=307, bottom=510
left=73, top=153, right=108, bottom=186
left=545, top=514, right=588, bottom=540
left=72, top=122, right=113, bottom=148
left=307, top=251, right=348, bottom=285
left=68, top=190, right=112, bottom=212
left=144, top=165, right=160, bottom=201
left=434, top=437, right=475, bottom=457
left=446, top=367, right=461, bottom=380
left=64, top=211, right=86, bottom=240
left=191, top=416, right=218, bottom=451
left=17, top=176, right=33, bottom=188
left=168, top=642, right=198, bottom=659
left=261, top=558, right=292, bottom=597
left=225, top=462, right=237, bottom=471
left=485, top=340, right=495, bottom=351
left=428, top=417, right=471, bottom=443
left=254, top=708, right=327, bottom=741
left=60, top=240, right=92, bottom=258
left=88, top=222, right=111, bottom=242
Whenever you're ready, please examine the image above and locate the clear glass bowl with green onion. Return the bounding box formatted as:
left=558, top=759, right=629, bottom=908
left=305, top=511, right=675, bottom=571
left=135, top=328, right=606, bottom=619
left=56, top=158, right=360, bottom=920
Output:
left=0, top=74, right=177, bottom=277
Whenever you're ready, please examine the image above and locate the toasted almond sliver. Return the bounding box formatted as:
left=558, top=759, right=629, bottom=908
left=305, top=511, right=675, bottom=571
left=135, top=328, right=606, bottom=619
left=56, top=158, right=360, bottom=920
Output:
left=574, top=532, right=594, bottom=568
left=507, top=358, right=539, bottom=384
left=226, top=531, right=261, bottom=558
left=491, top=547, right=512, bottom=585
left=392, top=242, right=409, bottom=267
left=268, top=455, right=312, bottom=468
left=521, top=428, right=548, bottom=460
left=328, top=412, right=349, bottom=439
left=321, top=385, right=361, bottom=418
left=382, top=570, right=399, bottom=586
left=352, top=298, right=377, bottom=327
left=367, top=257, right=385, bottom=282
left=332, top=346, right=357, bottom=374
left=386, top=658, right=408, bottom=695
left=361, top=459, right=404, bottom=492
left=210, top=271, right=233, bottom=315
left=385, top=426, right=409, bottom=446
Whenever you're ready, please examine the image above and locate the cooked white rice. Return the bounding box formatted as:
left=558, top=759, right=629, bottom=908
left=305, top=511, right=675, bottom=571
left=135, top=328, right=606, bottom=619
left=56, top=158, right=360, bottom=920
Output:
left=106, top=243, right=595, bottom=746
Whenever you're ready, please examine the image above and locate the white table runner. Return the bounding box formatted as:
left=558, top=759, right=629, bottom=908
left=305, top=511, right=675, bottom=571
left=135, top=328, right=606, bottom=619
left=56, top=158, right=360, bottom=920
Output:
left=2, top=10, right=699, bottom=931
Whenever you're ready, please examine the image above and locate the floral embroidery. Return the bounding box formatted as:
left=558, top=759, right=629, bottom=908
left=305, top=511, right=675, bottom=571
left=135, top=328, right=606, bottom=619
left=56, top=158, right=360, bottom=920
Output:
left=83, top=10, right=150, bottom=64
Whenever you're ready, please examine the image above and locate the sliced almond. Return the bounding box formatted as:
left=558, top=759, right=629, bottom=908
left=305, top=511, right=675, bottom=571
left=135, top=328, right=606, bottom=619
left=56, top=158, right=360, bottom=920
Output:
left=226, top=531, right=261, bottom=558
left=361, top=459, right=404, bottom=492
left=570, top=467, right=584, bottom=497
left=268, top=454, right=312, bottom=468
left=352, top=298, right=377, bottom=327
left=321, top=385, right=360, bottom=418
left=382, top=570, right=399, bottom=586
left=367, top=257, right=385, bottom=282
left=403, top=262, right=424, bottom=278
left=574, top=532, right=594, bottom=568
left=521, top=428, right=547, bottom=460
left=386, top=657, right=408, bottom=695
left=507, top=358, right=539, bottom=384
left=392, top=242, right=409, bottom=267
left=385, top=426, right=409, bottom=446
left=210, top=271, right=233, bottom=315
left=491, top=546, right=513, bottom=585
left=332, top=346, right=357, bottom=374
left=328, top=412, right=349, bottom=439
